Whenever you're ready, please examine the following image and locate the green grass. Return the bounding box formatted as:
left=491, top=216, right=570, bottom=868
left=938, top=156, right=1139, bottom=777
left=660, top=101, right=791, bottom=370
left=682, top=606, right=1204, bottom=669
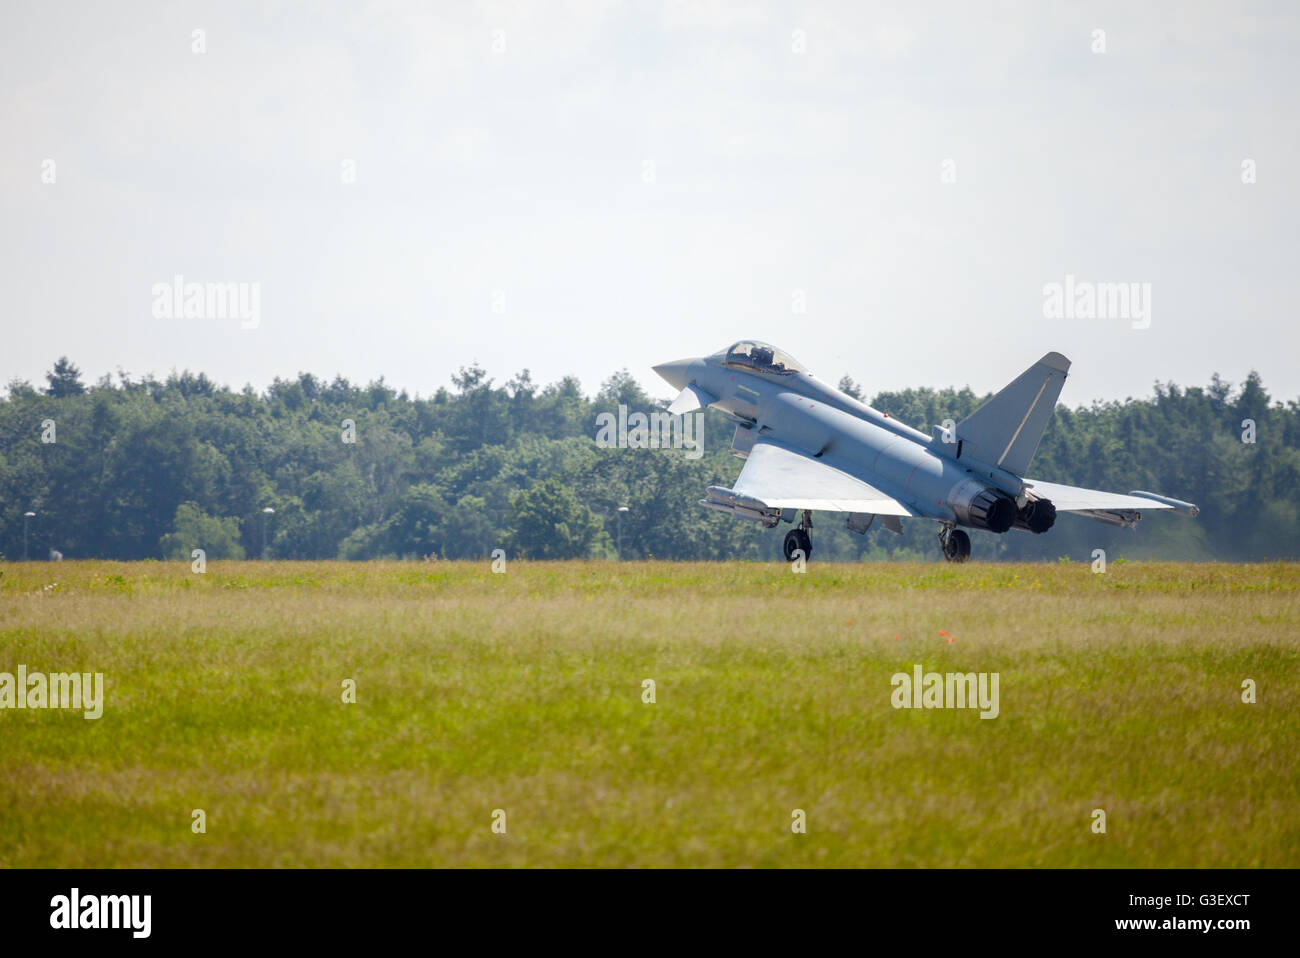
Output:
left=0, top=559, right=1297, bottom=867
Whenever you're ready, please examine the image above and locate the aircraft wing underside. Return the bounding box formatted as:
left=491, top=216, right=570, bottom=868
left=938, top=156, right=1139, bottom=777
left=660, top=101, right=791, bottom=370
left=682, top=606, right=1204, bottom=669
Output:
left=731, top=441, right=918, bottom=516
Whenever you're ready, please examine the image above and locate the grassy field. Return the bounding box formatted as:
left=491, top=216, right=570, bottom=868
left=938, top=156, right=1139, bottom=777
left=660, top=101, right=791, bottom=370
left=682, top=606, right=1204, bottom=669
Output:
left=0, top=559, right=1297, bottom=868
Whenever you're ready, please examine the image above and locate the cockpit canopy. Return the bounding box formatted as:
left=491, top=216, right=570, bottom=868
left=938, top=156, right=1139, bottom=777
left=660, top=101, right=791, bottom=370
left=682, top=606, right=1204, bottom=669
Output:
left=719, top=341, right=809, bottom=376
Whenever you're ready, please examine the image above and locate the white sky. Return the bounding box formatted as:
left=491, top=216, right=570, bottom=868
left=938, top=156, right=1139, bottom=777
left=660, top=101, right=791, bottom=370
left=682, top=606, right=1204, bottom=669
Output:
left=2, top=1, right=1297, bottom=405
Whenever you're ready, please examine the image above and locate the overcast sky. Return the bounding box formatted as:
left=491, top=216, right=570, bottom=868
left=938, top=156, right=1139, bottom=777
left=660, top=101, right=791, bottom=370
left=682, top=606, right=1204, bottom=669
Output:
left=2, top=1, right=1296, bottom=407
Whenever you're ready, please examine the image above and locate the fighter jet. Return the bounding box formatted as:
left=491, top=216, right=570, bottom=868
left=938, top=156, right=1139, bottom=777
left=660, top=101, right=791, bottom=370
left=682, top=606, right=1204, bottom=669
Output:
left=653, top=341, right=1198, bottom=562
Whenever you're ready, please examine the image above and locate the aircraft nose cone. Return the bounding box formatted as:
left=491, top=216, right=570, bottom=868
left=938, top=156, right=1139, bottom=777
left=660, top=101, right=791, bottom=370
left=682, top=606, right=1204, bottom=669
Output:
left=652, top=359, right=692, bottom=391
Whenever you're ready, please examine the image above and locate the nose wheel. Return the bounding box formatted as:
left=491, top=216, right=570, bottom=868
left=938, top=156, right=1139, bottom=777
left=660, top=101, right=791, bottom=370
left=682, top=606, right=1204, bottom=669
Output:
left=939, top=526, right=971, bottom=563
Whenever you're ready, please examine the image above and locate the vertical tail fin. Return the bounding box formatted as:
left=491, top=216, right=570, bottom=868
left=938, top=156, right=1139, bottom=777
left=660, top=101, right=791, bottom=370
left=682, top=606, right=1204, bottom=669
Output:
left=955, top=352, right=1070, bottom=476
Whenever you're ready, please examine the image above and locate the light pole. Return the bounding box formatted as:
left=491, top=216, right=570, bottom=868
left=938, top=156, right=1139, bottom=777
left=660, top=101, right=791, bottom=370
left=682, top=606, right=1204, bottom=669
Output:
left=23, top=511, right=35, bottom=561
left=261, top=507, right=275, bottom=559
left=616, top=505, right=629, bottom=560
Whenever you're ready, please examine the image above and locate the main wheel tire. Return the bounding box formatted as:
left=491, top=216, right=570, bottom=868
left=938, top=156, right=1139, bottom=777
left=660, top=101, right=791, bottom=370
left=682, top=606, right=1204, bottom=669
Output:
left=796, top=529, right=812, bottom=561
left=944, top=529, right=971, bottom=563
left=783, top=530, right=803, bottom=562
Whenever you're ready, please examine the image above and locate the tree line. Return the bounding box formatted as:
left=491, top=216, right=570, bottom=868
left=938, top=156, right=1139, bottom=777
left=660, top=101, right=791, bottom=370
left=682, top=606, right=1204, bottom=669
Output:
left=1, top=357, right=1295, bottom=562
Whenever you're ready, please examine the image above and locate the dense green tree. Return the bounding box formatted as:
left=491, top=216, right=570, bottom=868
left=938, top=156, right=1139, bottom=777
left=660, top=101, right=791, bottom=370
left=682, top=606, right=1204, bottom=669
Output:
left=505, top=478, right=606, bottom=559
left=159, top=502, right=245, bottom=559
left=1, top=358, right=1296, bottom=562
left=45, top=357, right=85, bottom=397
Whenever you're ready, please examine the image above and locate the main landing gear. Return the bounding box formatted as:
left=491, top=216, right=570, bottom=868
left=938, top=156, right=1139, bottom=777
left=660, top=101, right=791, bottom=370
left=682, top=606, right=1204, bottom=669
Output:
left=939, top=525, right=971, bottom=563
left=782, top=510, right=814, bottom=561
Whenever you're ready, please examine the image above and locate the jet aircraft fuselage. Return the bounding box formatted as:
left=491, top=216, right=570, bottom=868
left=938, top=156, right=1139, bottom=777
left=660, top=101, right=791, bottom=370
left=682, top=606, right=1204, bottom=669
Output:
left=653, top=341, right=1197, bottom=562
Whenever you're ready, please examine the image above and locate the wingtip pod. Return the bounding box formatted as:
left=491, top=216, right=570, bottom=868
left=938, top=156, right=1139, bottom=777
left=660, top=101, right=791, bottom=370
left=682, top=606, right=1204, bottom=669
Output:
left=1129, top=490, right=1200, bottom=517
